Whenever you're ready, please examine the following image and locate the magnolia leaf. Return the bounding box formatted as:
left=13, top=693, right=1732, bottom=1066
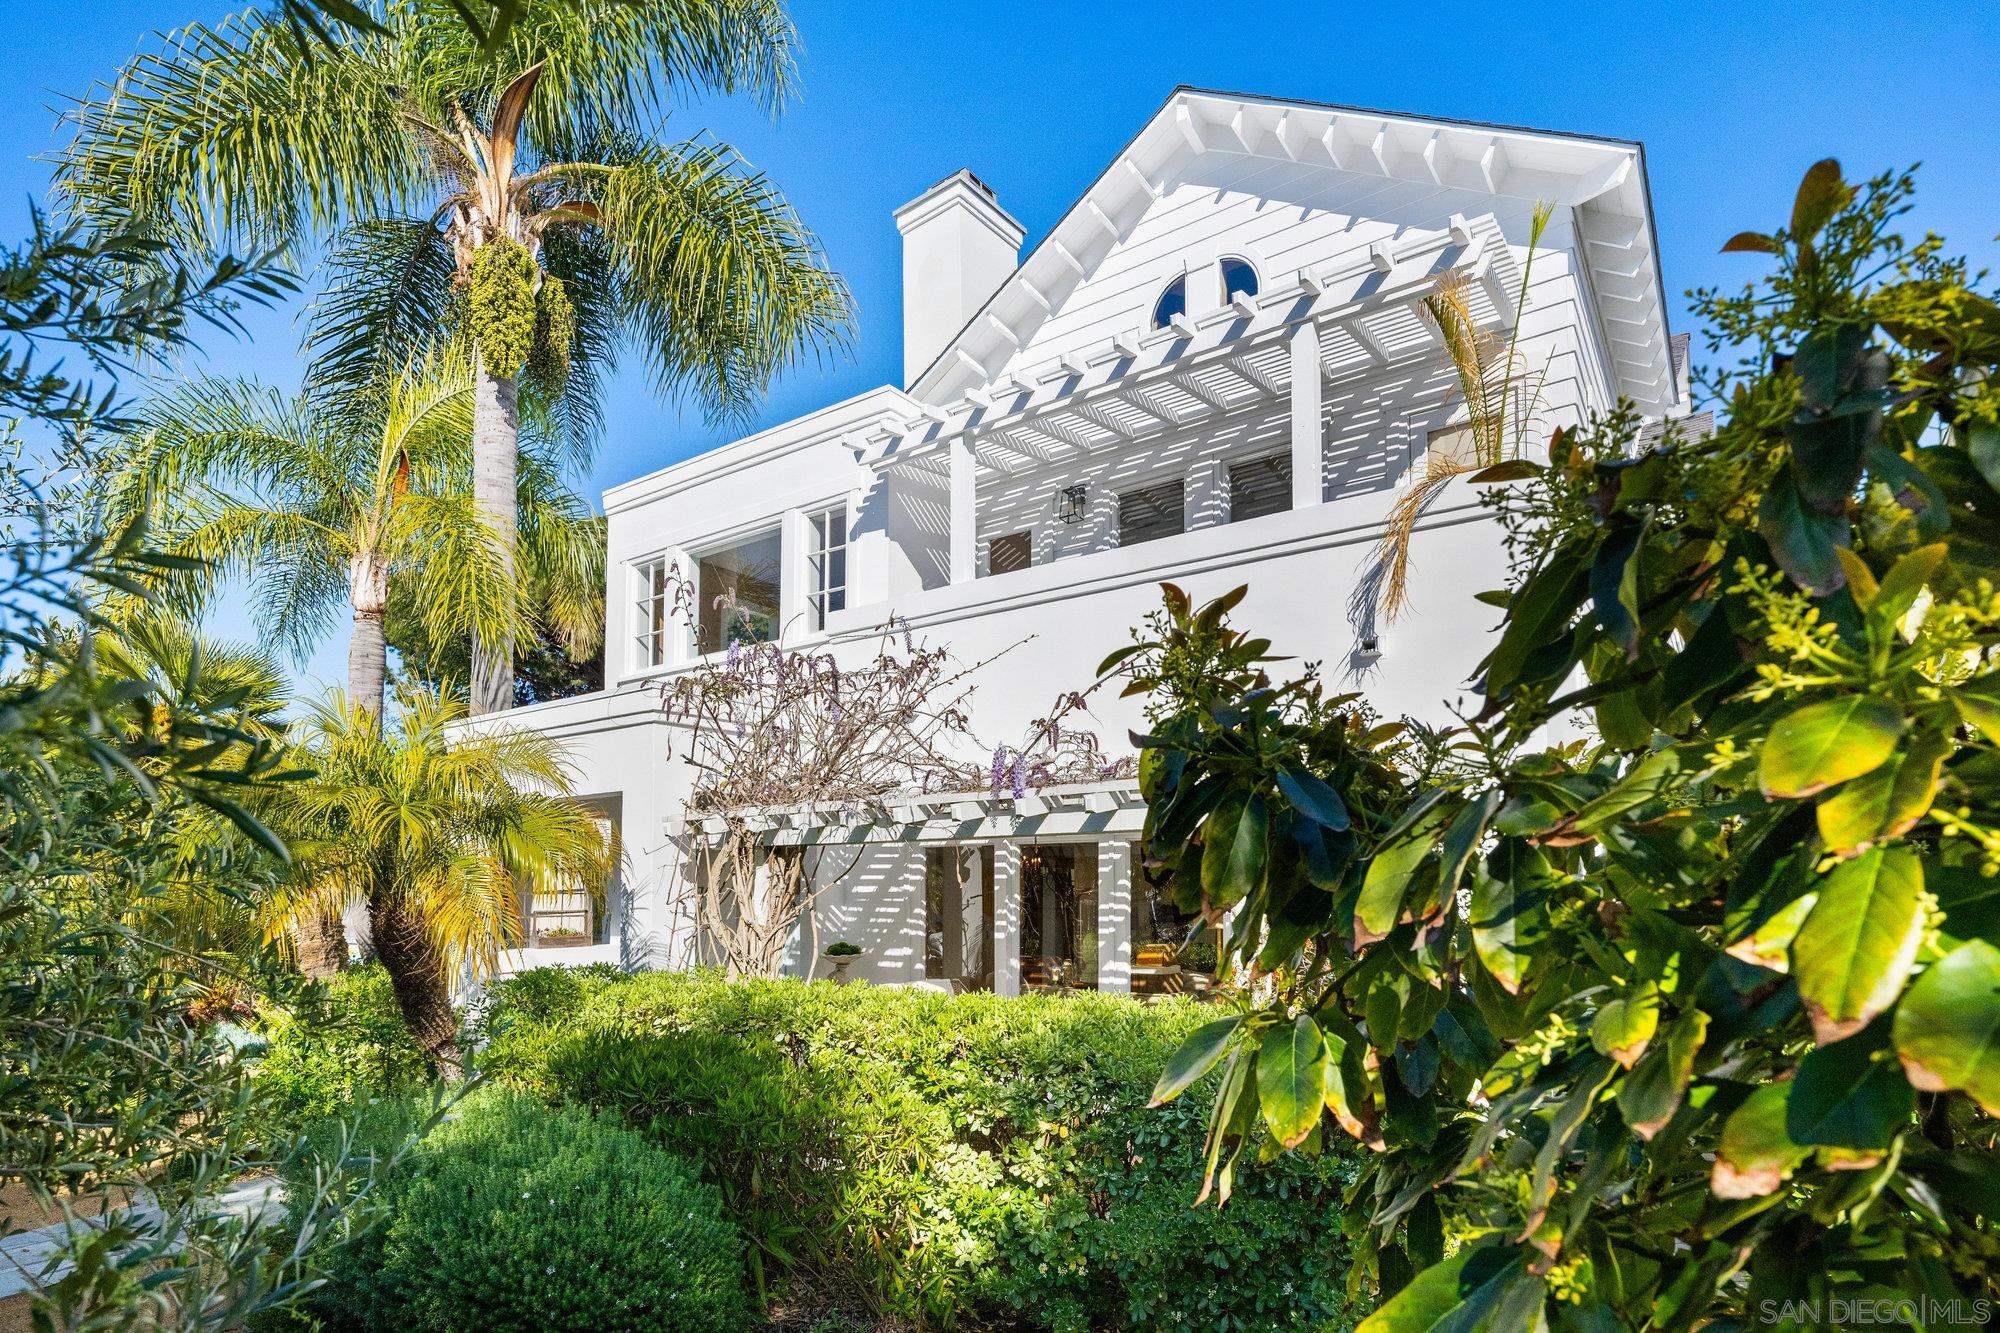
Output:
left=1468, top=459, right=1541, bottom=484
left=1617, top=1007, right=1709, bottom=1140
left=1758, top=695, right=1905, bottom=799
left=1591, top=982, right=1662, bottom=1070
left=1257, top=1015, right=1330, bottom=1148
left=1788, top=1021, right=1916, bottom=1149
left=1791, top=847, right=1926, bottom=1045
left=1712, top=1082, right=1810, bottom=1200
left=1201, top=790, right=1268, bottom=911
left=1321, top=1029, right=1381, bottom=1146
left=1790, top=158, right=1851, bottom=241
left=1892, top=939, right=2000, bottom=1116
left=1951, top=684, right=2000, bottom=746
left=1757, top=471, right=1849, bottom=594
left=1813, top=730, right=1948, bottom=856
left=1355, top=808, right=1445, bottom=947
left=1871, top=543, right=1948, bottom=626
left=1355, top=1245, right=1538, bottom=1333
left=1149, top=1015, right=1241, bottom=1106
left=1469, top=844, right=1550, bottom=995
left=1275, top=765, right=1351, bottom=831
left=1724, top=892, right=1817, bottom=973
left=1721, top=230, right=1782, bottom=254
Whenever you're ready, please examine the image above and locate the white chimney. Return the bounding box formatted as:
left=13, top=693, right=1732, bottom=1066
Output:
left=894, top=170, right=1024, bottom=389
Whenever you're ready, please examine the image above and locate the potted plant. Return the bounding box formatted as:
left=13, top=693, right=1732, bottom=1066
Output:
left=823, top=939, right=863, bottom=984
left=535, top=926, right=590, bottom=948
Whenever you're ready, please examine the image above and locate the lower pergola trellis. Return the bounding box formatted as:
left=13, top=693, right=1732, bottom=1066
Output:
left=667, top=780, right=1148, bottom=992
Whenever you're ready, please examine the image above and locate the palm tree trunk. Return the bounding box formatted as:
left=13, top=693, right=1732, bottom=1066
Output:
left=348, top=557, right=389, bottom=722
left=470, top=353, right=518, bottom=716
left=293, top=911, right=349, bottom=980
left=368, top=890, right=465, bottom=1079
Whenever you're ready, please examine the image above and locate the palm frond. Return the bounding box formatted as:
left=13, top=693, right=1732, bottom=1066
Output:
left=304, top=216, right=461, bottom=403
left=589, top=137, right=852, bottom=419
left=56, top=11, right=420, bottom=253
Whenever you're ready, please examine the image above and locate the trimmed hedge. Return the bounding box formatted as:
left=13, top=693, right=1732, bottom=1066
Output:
left=274, top=1089, right=745, bottom=1332
left=480, top=969, right=1357, bottom=1331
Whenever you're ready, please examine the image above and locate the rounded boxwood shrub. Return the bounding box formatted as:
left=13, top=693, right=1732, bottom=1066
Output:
left=379, top=1090, right=746, bottom=1332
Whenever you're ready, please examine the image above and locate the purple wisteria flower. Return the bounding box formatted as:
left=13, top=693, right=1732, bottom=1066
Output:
left=725, top=640, right=742, bottom=671
left=1010, top=759, right=1028, bottom=800
left=989, top=745, right=1007, bottom=800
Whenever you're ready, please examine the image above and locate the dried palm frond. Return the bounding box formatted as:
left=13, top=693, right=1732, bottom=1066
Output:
left=1378, top=202, right=1554, bottom=620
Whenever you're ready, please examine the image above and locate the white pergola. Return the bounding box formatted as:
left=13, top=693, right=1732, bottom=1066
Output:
left=670, top=780, right=1150, bottom=995
left=863, top=211, right=1521, bottom=584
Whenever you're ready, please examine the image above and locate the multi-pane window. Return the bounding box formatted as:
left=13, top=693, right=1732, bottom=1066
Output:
left=696, top=527, right=782, bottom=654
left=633, top=557, right=674, bottom=669
left=986, top=531, right=1032, bottom=576
left=807, top=506, right=848, bottom=632
left=1229, top=452, right=1293, bottom=523
left=1118, top=478, right=1186, bottom=547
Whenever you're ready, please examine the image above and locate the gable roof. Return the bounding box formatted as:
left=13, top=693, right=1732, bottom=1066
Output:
left=910, top=87, right=1680, bottom=414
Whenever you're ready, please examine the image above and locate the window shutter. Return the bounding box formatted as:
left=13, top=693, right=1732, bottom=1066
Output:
left=1228, top=453, right=1292, bottom=523
left=987, top=531, right=1032, bottom=575
left=1118, top=479, right=1186, bottom=547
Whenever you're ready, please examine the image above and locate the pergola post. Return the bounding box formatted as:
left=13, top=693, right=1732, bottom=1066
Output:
left=1096, top=841, right=1133, bottom=994
left=948, top=437, right=976, bottom=584
left=991, top=841, right=1021, bottom=996
left=1289, top=321, right=1324, bottom=509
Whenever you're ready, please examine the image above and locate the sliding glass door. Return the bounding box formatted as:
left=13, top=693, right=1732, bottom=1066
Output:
left=1020, top=843, right=1098, bottom=992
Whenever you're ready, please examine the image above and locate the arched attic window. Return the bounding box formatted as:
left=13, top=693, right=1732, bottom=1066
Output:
left=1152, top=274, right=1187, bottom=329
left=1221, top=256, right=1259, bottom=302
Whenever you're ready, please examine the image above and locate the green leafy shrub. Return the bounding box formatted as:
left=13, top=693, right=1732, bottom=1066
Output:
left=253, top=965, right=435, bottom=1130
left=1113, top=161, right=2000, bottom=1331
left=480, top=968, right=1355, bottom=1329
left=378, top=1090, right=746, bottom=1331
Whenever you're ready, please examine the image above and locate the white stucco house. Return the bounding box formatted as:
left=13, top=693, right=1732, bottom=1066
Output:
left=476, top=88, right=1696, bottom=996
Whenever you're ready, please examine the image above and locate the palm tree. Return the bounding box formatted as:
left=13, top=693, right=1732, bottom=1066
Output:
left=120, top=354, right=600, bottom=973
left=1376, top=201, right=1554, bottom=620
left=59, top=0, right=853, bottom=713
left=275, top=684, right=610, bottom=1075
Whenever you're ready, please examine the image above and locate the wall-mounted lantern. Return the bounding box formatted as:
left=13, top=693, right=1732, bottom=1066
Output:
left=1057, top=484, right=1088, bottom=524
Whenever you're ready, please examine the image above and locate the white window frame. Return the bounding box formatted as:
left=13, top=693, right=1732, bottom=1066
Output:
left=632, top=556, right=674, bottom=670
left=805, top=503, right=849, bottom=633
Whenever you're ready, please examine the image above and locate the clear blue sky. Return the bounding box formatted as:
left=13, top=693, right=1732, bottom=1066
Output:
left=4, top=0, right=1997, bottom=692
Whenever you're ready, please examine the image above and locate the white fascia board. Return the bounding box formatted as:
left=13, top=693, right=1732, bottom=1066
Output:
left=603, top=385, right=916, bottom=515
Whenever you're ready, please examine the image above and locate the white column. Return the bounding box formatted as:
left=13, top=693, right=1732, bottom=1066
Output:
left=1186, top=458, right=1226, bottom=530
left=1096, top=841, right=1133, bottom=994
left=992, top=841, right=1021, bottom=996
left=948, top=437, right=976, bottom=584
left=1290, top=321, right=1324, bottom=509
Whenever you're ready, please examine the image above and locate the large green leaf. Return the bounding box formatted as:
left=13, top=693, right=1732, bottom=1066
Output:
left=1355, top=808, right=1445, bottom=947
left=1257, top=1014, right=1330, bottom=1148
left=1276, top=765, right=1351, bottom=831
left=1787, top=1021, right=1915, bottom=1150
left=1712, top=1082, right=1809, bottom=1199
left=1791, top=847, right=1926, bottom=1044
left=1758, top=695, right=1905, bottom=799
left=1892, top=939, right=2000, bottom=1116
left=1149, top=1015, right=1242, bottom=1106
left=1757, top=468, right=1849, bottom=595
left=1482, top=540, right=1590, bottom=698
left=1355, top=1244, right=1540, bottom=1333
left=1201, top=790, right=1268, bottom=911
left=1591, top=981, right=1661, bottom=1070
left=1468, top=842, right=1550, bottom=995
left=1813, top=730, right=1946, bottom=855
left=1617, top=1007, right=1709, bottom=1140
